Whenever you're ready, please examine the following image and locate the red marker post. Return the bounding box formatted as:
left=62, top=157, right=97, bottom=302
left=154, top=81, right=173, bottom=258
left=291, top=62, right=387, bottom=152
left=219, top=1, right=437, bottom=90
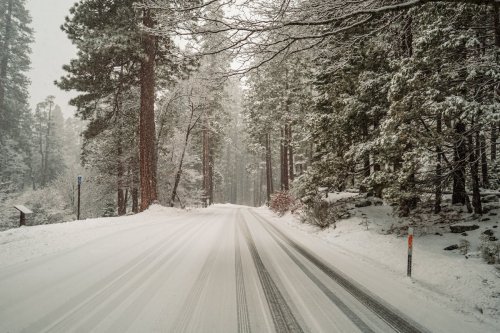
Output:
left=407, top=227, right=414, bottom=277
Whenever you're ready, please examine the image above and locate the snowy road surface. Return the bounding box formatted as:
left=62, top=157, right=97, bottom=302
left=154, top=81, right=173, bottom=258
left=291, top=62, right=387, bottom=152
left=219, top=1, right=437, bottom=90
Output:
left=0, top=205, right=495, bottom=332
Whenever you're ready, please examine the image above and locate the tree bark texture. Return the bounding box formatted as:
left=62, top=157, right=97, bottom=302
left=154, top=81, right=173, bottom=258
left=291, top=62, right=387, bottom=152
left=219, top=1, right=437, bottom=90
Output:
left=469, top=132, right=482, bottom=215
left=288, top=124, right=294, bottom=183
left=281, top=126, right=289, bottom=191
left=117, top=142, right=126, bottom=216
left=491, top=124, right=498, bottom=162
left=139, top=9, right=158, bottom=211
left=434, top=112, right=442, bottom=214
left=452, top=122, right=467, bottom=205
left=202, top=116, right=213, bottom=207
left=171, top=131, right=189, bottom=206
left=265, top=133, right=273, bottom=203
left=480, top=134, right=489, bottom=188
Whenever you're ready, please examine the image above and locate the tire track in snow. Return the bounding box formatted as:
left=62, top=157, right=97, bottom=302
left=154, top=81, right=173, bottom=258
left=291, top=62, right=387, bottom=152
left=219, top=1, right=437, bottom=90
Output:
left=249, top=210, right=429, bottom=333
left=255, top=215, right=376, bottom=333
left=72, top=220, right=212, bottom=333
left=235, top=220, right=251, bottom=333
left=20, top=220, right=203, bottom=333
left=168, top=222, right=224, bottom=333
left=0, top=214, right=190, bottom=282
left=240, top=216, right=304, bottom=333
left=0, top=222, right=184, bottom=314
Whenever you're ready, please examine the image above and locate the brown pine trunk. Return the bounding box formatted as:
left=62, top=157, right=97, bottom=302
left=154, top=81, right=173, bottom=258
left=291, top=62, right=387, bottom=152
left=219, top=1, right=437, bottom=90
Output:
left=281, top=126, right=289, bottom=191
left=131, top=146, right=140, bottom=214
left=265, top=133, right=273, bottom=203
left=492, top=124, right=498, bottom=162
left=362, top=121, right=370, bottom=180
left=139, top=8, right=158, bottom=211
left=493, top=4, right=500, bottom=165
left=480, top=133, right=489, bottom=188
left=280, top=128, right=284, bottom=190
left=209, top=152, right=214, bottom=205
left=171, top=134, right=189, bottom=207
left=469, top=132, right=482, bottom=215
left=0, top=0, right=13, bottom=125
left=117, top=189, right=126, bottom=216
left=132, top=187, right=139, bottom=213
left=288, top=124, right=294, bottom=183
left=117, top=144, right=126, bottom=215
left=202, top=115, right=211, bottom=207
left=434, top=112, right=442, bottom=214
left=452, top=122, right=467, bottom=205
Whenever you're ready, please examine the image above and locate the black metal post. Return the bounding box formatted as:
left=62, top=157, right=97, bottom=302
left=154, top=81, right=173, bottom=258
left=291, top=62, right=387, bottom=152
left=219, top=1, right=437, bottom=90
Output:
left=77, top=182, right=81, bottom=220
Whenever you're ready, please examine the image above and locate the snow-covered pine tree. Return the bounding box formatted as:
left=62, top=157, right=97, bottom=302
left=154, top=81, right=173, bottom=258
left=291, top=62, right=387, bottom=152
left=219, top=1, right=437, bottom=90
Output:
left=58, top=0, right=190, bottom=214
left=0, top=0, right=33, bottom=197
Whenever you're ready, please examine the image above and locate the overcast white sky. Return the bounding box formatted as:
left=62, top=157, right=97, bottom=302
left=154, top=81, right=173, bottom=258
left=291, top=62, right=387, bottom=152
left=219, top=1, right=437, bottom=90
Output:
left=27, top=0, right=77, bottom=117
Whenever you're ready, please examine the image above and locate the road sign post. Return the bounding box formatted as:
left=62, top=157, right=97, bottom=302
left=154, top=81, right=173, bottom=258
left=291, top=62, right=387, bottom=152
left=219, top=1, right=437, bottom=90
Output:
left=77, top=176, right=83, bottom=220
left=407, top=227, right=414, bottom=277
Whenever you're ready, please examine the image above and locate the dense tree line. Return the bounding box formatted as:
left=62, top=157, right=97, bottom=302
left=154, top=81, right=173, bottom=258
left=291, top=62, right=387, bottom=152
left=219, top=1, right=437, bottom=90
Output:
left=238, top=1, right=500, bottom=216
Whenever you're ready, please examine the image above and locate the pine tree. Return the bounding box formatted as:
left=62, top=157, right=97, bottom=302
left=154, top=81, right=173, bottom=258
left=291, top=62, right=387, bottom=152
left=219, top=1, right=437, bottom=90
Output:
left=0, top=0, right=33, bottom=194
left=58, top=0, right=189, bottom=212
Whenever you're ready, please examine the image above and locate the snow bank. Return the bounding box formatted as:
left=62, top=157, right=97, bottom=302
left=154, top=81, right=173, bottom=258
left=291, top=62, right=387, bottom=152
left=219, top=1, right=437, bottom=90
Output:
left=0, top=205, right=189, bottom=267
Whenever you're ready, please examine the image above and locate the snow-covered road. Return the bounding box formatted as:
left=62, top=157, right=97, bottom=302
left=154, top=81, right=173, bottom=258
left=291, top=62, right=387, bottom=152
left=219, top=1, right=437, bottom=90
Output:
left=0, top=205, right=495, bottom=332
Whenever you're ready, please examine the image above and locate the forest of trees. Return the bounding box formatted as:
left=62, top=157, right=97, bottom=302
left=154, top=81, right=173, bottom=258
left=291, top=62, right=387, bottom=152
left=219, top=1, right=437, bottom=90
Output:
left=236, top=0, right=500, bottom=217
left=0, top=0, right=499, bottom=228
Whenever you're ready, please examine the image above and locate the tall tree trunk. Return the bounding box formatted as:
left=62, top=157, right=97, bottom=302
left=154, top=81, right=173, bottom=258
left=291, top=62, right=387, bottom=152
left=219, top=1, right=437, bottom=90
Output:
left=37, top=116, right=44, bottom=186
left=131, top=146, right=140, bottom=214
left=0, top=0, right=13, bottom=126
left=202, top=115, right=212, bottom=207
left=434, top=112, right=442, bottom=214
left=117, top=142, right=126, bottom=216
left=281, top=126, right=289, bottom=191
left=280, top=128, right=284, bottom=190
left=288, top=124, right=294, bottom=183
left=171, top=131, right=190, bottom=207
left=42, top=100, right=53, bottom=187
left=469, top=132, right=482, bottom=215
left=117, top=189, right=126, bottom=215
left=361, top=118, right=370, bottom=179
left=209, top=151, right=214, bottom=205
left=452, top=122, right=467, bottom=205
left=132, top=187, right=139, bottom=213
left=492, top=124, right=498, bottom=162
left=494, top=3, right=500, bottom=61
left=493, top=4, right=500, bottom=166
left=480, top=133, right=489, bottom=188
left=202, top=126, right=208, bottom=207
left=265, top=133, right=273, bottom=204
left=258, top=161, right=264, bottom=206
left=139, top=8, right=158, bottom=211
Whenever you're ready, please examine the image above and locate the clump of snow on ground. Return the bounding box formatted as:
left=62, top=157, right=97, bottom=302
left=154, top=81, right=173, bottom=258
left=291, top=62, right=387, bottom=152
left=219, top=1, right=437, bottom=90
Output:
left=0, top=205, right=190, bottom=267
left=259, top=194, right=500, bottom=326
